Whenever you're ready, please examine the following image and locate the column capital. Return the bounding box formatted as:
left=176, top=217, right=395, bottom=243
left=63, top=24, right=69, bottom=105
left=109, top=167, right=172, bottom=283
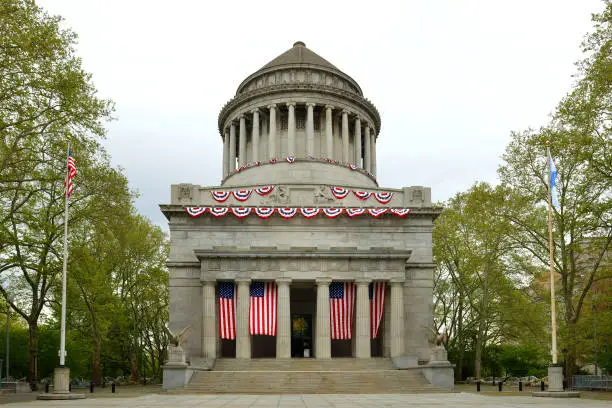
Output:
left=239, top=114, right=246, bottom=120
left=230, top=120, right=237, bottom=127
left=341, top=109, right=350, bottom=115
left=363, top=120, right=370, bottom=128
left=325, top=104, right=334, bottom=110
left=389, top=278, right=405, bottom=285
left=200, top=277, right=216, bottom=285
left=286, top=102, right=296, bottom=108
left=267, top=104, right=277, bottom=110
left=235, top=278, right=251, bottom=285
left=316, top=278, right=332, bottom=285
left=275, top=278, right=292, bottom=285
left=354, top=278, right=371, bottom=285
left=306, top=102, right=316, bottom=108
left=354, top=115, right=362, bottom=123
left=251, top=108, right=260, bottom=114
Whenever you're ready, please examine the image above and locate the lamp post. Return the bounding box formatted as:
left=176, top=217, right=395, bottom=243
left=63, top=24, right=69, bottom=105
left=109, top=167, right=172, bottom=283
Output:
left=562, top=347, right=568, bottom=389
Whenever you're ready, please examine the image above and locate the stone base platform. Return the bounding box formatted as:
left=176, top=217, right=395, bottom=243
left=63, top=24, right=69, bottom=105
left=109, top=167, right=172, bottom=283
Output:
left=37, top=392, right=86, bottom=400
left=532, top=391, right=581, bottom=398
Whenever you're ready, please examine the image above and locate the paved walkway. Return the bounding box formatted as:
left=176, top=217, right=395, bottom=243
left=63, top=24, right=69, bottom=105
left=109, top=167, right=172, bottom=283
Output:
left=2, top=393, right=610, bottom=407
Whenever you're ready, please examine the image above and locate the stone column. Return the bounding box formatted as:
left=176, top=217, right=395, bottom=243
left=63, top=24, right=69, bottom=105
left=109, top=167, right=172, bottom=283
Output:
left=223, top=129, right=230, bottom=178
left=341, top=110, right=349, bottom=163
left=287, top=102, right=296, bottom=155
left=364, top=125, right=371, bottom=172
left=354, top=117, right=362, bottom=167
left=325, top=105, right=333, bottom=158
left=355, top=279, right=371, bottom=358
left=371, top=130, right=377, bottom=176
left=202, top=279, right=216, bottom=359
left=238, top=114, right=246, bottom=167
left=235, top=278, right=251, bottom=359
left=306, top=103, right=315, bottom=157
left=315, top=278, right=331, bottom=359
left=229, top=122, right=236, bottom=171
left=390, top=279, right=405, bottom=358
left=276, top=278, right=291, bottom=359
left=252, top=109, right=260, bottom=163
left=268, top=104, right=277, bottom=159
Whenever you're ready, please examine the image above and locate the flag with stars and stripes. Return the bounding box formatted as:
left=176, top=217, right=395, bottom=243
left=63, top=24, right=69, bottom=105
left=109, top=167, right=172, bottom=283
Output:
left=369, top=281, right=386, bottom=339
left=329, top=281, right=356, bottom=340
left=218, top=282, right=236, bottom=339
left=64, top=148, right=77, bottom=197
left=249, top=281, right=277, bottom=336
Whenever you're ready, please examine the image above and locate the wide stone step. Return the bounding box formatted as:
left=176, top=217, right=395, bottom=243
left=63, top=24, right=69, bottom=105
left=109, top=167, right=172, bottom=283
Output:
left=174, top=368, right=451, bottom=394
left=212, top=357, right=395, bottom=371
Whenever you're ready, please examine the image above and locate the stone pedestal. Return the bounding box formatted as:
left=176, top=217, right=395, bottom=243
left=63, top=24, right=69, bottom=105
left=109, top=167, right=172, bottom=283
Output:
left=162, top=364, right=193, bottom=391
left=429, top=346, right=448, bottom=364
left=167, top=345, right=187, bottom=364
left=37, top=367, right=85, bottom=400
left=532, top=365, right=581, bottom=398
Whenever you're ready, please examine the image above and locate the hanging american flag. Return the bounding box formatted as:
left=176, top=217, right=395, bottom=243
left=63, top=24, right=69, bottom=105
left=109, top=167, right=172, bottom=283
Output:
left=64, top=148, right=77, bottom=197
left=369, top=281, right=386, bottom=339
left=218, top=282, right=236, bottom=340
left=249, top=281, right=277, bottom=336
left=329, top=281, right=356, bottom=340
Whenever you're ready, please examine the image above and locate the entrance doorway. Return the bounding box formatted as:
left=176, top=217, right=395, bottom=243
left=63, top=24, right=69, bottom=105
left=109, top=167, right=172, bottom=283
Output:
left=291, top=314, right=312, bottom=357
left=290, top=284, right=316, bottom=357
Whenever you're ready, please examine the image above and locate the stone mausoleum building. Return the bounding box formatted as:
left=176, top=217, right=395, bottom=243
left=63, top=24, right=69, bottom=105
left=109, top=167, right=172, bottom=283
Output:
left=161, top=42, right=453, bottom=393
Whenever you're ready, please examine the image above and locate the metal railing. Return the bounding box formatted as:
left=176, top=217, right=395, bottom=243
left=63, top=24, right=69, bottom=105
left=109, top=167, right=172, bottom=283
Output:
left=572, top=375, right=611, bottom=391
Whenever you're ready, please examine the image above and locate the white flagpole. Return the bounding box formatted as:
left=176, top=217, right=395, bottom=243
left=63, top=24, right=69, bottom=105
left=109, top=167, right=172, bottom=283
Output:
left=59, top=139, right=70, bottom=366
left=546, top=142, right=558, bottom=365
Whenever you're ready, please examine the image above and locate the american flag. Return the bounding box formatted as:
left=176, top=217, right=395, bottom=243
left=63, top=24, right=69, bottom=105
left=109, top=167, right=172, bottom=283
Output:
left=64, top=148, right=77, bottom=197
left=329, top=281, right=355, bottom=340
left=218, top=282, right=236, bottom=339
left=249, top=281, right=277, bottom=336
left=369, top=281, right=386, bottom=339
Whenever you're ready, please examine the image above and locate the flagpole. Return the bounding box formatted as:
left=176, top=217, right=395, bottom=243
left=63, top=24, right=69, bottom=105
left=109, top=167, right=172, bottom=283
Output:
left=546, top=141, right=558, bottom=365
left=59, top=139, right=70, bottom=367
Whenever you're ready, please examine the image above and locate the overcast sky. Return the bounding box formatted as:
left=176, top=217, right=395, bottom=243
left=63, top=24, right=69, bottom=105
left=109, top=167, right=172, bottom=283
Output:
left=38, top=0, right=603, bottom=229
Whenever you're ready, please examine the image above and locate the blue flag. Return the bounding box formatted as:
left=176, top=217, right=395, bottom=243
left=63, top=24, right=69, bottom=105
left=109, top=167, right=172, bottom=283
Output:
left=548, top=150, right=560, bottom=208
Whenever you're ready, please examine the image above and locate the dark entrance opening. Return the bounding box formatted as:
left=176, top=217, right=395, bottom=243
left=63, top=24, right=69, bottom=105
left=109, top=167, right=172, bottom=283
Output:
left=331, top=339, right=352, bottom=357
left=290, top=284, right=316, bottom=357
left=252, top=335, right=276, bottom=358
left=220, top=339, right=235, bottom=357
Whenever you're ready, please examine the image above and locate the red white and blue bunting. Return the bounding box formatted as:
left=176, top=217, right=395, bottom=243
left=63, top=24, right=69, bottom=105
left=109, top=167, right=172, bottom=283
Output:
left=374, top=191, right=393, bottom=204
left=232, top=189, right=252, bottom=202
left=211, top=191, right=231, bottom=202
left=353, top=190, right=373, bottom=200
left=331, top=186, right=350, bottom=199
left=331, top=187, right=394, bottom=204
left=255, top=186, right=274, bottom=196
left=185, top=207, right=410, bottom=219
left=286, top=156, right=295, bottom=163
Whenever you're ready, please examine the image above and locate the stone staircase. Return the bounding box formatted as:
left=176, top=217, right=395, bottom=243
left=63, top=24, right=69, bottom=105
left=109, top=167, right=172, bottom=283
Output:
left=173, top=358, right=451, bottom=394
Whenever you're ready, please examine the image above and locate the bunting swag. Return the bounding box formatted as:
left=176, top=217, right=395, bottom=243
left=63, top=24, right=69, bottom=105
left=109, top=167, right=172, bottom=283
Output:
left=331, top=187, right=350, bottom=199
left=255, top=186, right=274, bottom=196
left=353, top=190, right=372, bottom=200
left=249, top=281, right=277, bottom=336
left=184, top=207, right=411, bottom=219
left=374, top=192, right=393, bottom=204
left=211, top=191, right=231, bottom=202
left=330, top=187, right=394, bottom=203
left=219, top=282, right=236, bottom=340
left=210, top=186, right=394, bottom=204
left=232, top=189, right=252, bottom=202
left=369, top=282, right=386, bottom=339
left=330, top=282, right=356, bottom=340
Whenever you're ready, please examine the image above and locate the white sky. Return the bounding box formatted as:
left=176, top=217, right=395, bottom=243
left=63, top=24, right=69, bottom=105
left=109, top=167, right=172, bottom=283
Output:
left=38, top=0, right=603, bottom=229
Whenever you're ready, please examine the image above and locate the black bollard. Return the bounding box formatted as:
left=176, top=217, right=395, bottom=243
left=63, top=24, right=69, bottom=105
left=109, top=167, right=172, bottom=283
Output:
left=519, top=381, right=523, bottom=392
left=69, top=383, right=72, bottom=392
left=498, top=381, right=502, bottom=392
left=540, top=380, right=545, bottom=391
left=45, top=383, right=49, bottom=393
left=90, top=382, right=94, bottom=393
left=476, top=381, right=481, bottom=392
left=563, top=380, right=567, bottom=390
left=112, top=382, right=116, bottom=393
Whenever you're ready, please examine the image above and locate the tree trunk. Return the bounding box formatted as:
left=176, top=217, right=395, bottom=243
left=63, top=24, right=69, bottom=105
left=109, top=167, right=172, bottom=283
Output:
left=130, top=352, right=140, bottom=383
left=28, top=321, right=38, bottom=391
left=92, top=337, right=102, bottom=385
left=474, top=272, right=489, bottom=380
left=455, top=299, right=464, bottom=381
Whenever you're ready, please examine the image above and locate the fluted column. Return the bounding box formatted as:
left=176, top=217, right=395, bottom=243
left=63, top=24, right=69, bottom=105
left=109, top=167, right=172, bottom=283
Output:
left=236, top=278, right=251, bottom=359
left=325, top=105, right=333, bottom=158
left=341, top=110, right=349, bottom=162
left=238, top=115, right=246, bottom=167
left=364, top=125, right=371, bottom=173
left=315, top=278, right=331, bottom=359
left=390, top=279, right=404, bottom=358
left=287, top=102, right=296, bottom=155
left=306, top=103, right=315, bottom=157
left=201, top=279, right=216, bottom=359
left=252, top=109, right=260, bottom=163
left=223, top=129, right=230, bottom=178
left=371, top=130, right=377, bottom=176
left=354, top=117, right=362, bottom=166
left=276, top=278, right=291, bottom=359
left=229, top=122, right=237, bottom=171
left=355, top=279, right=371, bottom=358
left=268, top=104, right=277, bottom=159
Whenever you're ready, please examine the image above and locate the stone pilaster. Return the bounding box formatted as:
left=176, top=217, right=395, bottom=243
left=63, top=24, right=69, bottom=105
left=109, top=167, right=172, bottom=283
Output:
left=236, top=278, right=251, bottom=359
left=390, top=279, right=405, bottom=358
left=341, top=110, right=349, bottom=163
left=306, top=103, right=315, bottom=157
left=238, top=114, right=246, bottom=167
left=371, top=131, right=377, bottom=176
left=223, top=129, right=230, bottom=178
left=315, top=278, right=331, bottom=359
left=364, top=125, right=371, bottom=173
left=229, top=121, right=236, bottom=171
left=354, top=117, right=362, bottom=166
left=201, top=279, right=216, bottom=359
left=287, top=102, right=296, bottom=155
left=276, top=278, right=291, bottom=359
left=325, top=105, right=333, bottom=158
left=251, top=109, right=260, bottom=163
left=355, top=279, right=371, bottom=358
left=268, top=104, right=277, bottom=159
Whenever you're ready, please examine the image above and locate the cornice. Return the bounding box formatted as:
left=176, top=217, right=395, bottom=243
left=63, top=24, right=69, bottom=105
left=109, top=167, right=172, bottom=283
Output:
left=194, top=247, right=412, bottom=260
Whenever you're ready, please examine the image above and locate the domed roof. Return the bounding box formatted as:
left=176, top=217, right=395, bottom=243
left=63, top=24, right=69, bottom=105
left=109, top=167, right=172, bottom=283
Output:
left=235, top=41, right=363, bottom=96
